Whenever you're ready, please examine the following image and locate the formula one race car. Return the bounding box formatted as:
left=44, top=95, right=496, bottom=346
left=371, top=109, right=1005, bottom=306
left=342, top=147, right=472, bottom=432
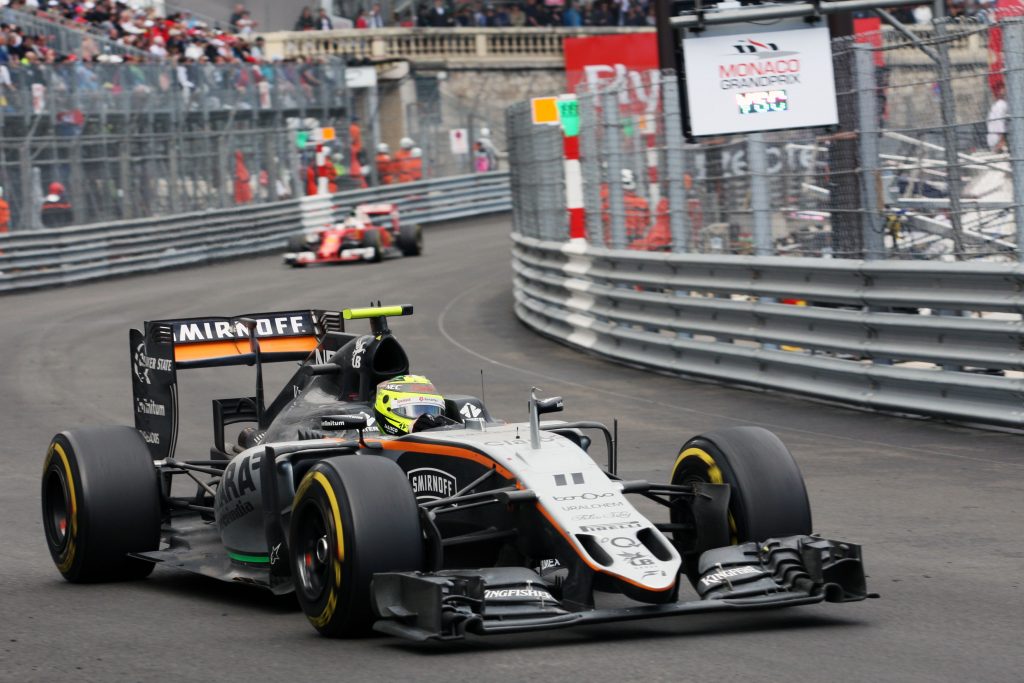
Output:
left=41, top=305, right=870, bottom=641
left=283, top=203, right=422, bottom=267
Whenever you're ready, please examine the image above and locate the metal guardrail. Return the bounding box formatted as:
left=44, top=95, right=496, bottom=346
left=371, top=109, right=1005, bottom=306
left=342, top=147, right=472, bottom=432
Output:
left=511, top=232, right=1024, bottom=428
left=0, top=172, right=510, bottom=294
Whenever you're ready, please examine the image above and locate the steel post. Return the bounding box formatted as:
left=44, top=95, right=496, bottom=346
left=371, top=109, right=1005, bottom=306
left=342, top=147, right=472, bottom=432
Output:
left=933, top=20, right=966, bottom=258
left=604, top=91, right=627, bottom=249
left=662, top=76, right=690, bottom=253
left=854, top=46, right=886, bottom=260
left=579, top=90, right=604, bottom=245
left=1003, top=19, right=1024, bottom=262
left=747, top=132, right=772, bottom=256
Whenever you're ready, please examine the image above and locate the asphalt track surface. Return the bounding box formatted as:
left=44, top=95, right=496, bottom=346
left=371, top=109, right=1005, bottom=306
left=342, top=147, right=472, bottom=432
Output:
left=1, top=214, right=1021, bottom=682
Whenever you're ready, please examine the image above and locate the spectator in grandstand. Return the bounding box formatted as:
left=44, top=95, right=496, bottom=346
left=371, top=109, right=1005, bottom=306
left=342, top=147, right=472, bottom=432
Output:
left=624, top=4, right=646, bottom=26
left=454, top=4, right=473, bottom=26
left=316, top=8, right=333, bottom=30
left=294, top=6, right=316, bottom=31
left=563, top=2, right=582, bottom=27
left=250, top=35, right=264, bottom=59
left=149, top=34, right=167, bottom=58
left=585, top=1, right=613, bottom=26
left=0, top=60, right=14, bottom=109
left=523, top=0, right=548, bottom=26
left=508, top=4, right=526, bottom=26
left=485, top=5, right=510, bottom=26
left=425, top=0, right=453, bottom=26
left=367, top=3, right=386, bottom=27
left=235, top=11, right=257, bottom=36
left=229, top=4, right=247, bottom=32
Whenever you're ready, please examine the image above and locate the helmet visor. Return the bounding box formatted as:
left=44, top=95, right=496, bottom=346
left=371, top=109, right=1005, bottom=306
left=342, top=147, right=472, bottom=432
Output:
left=393, top=402, right=443, bottom=419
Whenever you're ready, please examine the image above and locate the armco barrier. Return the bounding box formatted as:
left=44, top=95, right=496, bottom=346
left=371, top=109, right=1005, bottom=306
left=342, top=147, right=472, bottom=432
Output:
left=0, top=172, right=510, bottom=294
left=511, top=232, right=1024, bottom=428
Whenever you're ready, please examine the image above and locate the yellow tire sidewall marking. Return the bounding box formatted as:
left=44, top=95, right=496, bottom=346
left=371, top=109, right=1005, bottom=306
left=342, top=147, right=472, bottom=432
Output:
left=296, top=469, right=345, bottom=629
left=672, top=446, right=737, bottom=544
left=48, top=442, right=79, bottom=573
left=672, top=447, right=724, bottom=485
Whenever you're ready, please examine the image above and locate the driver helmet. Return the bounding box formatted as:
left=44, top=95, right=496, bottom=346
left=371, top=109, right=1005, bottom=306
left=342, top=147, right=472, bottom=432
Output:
left=375, top=375, right=445, bottom=435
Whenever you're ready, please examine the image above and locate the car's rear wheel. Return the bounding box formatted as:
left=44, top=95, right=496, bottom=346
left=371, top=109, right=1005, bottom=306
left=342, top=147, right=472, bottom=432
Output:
left=398, top=223, right=422, bottom=257
left=360, top=230, right=383, bottom=262
left=41, top=427, right=162, bottom=582
left=669, top=426, right=812, bottom=586
left=289, top=456, right=423, bottom=637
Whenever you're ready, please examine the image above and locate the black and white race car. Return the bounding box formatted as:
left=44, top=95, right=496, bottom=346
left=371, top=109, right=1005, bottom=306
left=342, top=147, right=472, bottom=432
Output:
left=41, top=305, right=870, bottom=640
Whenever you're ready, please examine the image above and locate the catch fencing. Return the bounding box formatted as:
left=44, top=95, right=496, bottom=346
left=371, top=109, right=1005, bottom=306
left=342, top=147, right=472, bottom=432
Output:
left=0, top=59, right=351, bottom=230
left=0, top=171, right=510, bottom=293
left=508, top=19, right=1024, bottom=427
left=507, top=18, right=1024, bottom=262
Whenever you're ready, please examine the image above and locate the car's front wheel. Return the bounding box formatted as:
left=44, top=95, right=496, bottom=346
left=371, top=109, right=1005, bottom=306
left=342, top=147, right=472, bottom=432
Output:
left=669, top=426, right=812, bottom=586
left=289, top=456, right=423, bottom=637
left=397, top=223, right=422, bottom=257
left=360, top=230, right=383, bottom=262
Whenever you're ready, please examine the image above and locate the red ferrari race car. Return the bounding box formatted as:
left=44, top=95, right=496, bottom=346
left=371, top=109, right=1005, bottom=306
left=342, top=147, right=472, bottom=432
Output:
left=284, top=203, right=422, bottom=267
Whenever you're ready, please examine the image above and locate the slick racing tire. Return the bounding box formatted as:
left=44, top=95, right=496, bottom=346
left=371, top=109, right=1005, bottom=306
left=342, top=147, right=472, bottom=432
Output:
left=41, top=427, right=161, bottom=582
left=360, top=230, right=383, bottom=263
left=286, top=235, right=306, bottom=253
left=397, top=223, right=422, bottom=257
left=289, top=456, right=423, bottom=637
left=670, top=426, right=812, bottom=586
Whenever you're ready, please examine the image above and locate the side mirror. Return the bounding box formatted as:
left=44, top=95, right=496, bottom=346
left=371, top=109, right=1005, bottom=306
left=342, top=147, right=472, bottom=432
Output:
left=320, top=414, right=367, bottom=432
left=536, top=396, right=564, bottom=416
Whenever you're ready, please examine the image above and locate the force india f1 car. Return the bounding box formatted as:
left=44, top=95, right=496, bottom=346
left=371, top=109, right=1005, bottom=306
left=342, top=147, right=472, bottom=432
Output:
left=283, top=203, right=422, bottom=267
left=41, top=305, right=870, bottom=641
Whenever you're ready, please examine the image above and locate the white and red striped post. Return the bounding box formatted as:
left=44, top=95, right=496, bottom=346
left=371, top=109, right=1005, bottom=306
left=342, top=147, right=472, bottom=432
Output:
left=558, top=95, right=586, bottom=241
left=314, top=143, right=329, bottom=195
left=563, top=133, right=585, bottom=240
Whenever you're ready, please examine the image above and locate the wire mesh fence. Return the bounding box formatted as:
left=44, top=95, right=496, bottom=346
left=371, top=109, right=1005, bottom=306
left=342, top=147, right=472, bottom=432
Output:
left=507, top=17, right=1023, bottom=262
left=0, top=58, right=360, bottom=229
left=0, top=126, right=308, bottom=230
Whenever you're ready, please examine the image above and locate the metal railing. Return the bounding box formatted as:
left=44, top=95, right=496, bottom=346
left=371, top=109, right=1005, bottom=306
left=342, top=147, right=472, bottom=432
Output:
left=0, top=172, right=510, bottom=294
left=511, top=232, right=1024, bottom=428
left=258, top=27, right=654, bottom=64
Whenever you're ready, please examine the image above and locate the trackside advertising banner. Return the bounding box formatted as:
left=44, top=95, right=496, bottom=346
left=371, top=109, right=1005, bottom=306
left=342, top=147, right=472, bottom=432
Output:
left=564, top=33, right=661, bottom=114
left=683, top=20, right=838, bottom=136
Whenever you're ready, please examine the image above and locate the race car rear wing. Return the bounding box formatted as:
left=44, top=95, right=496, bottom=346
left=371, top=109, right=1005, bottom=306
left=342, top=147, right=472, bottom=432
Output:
left=130, top=306, right=414, bottom=459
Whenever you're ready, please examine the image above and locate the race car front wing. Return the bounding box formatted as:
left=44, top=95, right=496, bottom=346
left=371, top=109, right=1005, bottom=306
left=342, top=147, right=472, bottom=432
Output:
left=371, top=535, right=870, bottom=641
